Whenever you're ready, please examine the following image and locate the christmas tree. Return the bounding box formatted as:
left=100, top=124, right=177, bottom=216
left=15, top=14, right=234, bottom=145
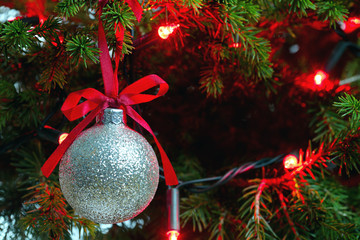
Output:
left=1, top=0, right=360, bottom=239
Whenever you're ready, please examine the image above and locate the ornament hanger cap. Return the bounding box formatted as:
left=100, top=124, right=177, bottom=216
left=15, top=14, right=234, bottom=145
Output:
left=97, top=108, right=124, bottom=125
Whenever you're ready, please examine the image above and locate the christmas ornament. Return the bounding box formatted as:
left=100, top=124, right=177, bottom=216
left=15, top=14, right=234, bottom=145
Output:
left=59, top=108, right=159, bottom=224
left=41, top=0, right=178, bottom=224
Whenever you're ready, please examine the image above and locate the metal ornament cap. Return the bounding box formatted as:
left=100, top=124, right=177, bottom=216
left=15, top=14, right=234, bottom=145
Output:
left=59, top=108, right=159, bottom=224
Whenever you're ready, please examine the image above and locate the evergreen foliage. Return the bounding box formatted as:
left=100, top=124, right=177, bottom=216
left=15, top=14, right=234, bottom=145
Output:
left=0, top=0, right=360, bottom=239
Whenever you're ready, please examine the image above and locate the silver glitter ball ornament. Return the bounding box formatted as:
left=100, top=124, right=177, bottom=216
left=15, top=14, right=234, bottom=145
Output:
left=59, top=108, right=159, bottom=224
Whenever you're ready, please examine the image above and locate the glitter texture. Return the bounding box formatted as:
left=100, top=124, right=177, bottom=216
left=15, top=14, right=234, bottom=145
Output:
left=59, top=108, right=159, bottom=224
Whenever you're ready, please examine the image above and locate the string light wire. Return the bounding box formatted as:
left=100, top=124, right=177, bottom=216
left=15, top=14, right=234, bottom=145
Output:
left=159, top=153, right=286, bottom=193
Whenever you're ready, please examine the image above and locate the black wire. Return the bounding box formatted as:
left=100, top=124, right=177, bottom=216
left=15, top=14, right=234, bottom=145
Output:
left=159, top=153, right=286, bottom=193
left=176, top=176, right=222, bottom=189
left=0, top=89, right=67, bottom=155
left=39, top=89, right=66, bottom=129
left=184, top=165, right=254, bottom=193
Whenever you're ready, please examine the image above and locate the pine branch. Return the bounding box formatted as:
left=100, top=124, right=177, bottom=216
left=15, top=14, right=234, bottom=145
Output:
left=277, top=190, right=300, bottom=239
left=20, top=181, right=98, bottom=240
left=329, top=136, right=360, bottom=176
left=55, top=0, right=87, bottom=17
left=0, top=20, right=34, bottom=51
left=288, top=0, right=316, bottom=16
left=181, top=0, right=204, bottom=14
left=180, top=194, right=214, bottom=232
left=199, top=65, right=224, bottom=98
left=33, top=17, right=62, bottom=45
left=101, top=1, right=136, bottom=59
left=220, top=0, right=260, bottom=33
left=208, top=212, right=229, bottom=240
left=238, top=180, right=279, bottom=240
left=316, top=0, right=348, bottom=27
left=310, top=106, right=348, bottom=144
left=39, top=54, right=68, bottom=90
left=66, top=35, right=100, bottom=68
left=102, top=1, right=137, bottom=30
left=11, top=143, right=47, bottom=183
left=0, top=80, right=45, bottom=131
left=289, top=173, right=360, bottom=239
left=334, top=93, right=360, bottom=125
left=0, top=174, right=28, bottom=240
left=121, top=29, right=135, bottom=56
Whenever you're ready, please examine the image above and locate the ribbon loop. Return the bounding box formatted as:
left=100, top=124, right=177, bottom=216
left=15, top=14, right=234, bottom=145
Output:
left=118, top=74, right=169, bottom=105
left=61, top=88, right=108, bottom=121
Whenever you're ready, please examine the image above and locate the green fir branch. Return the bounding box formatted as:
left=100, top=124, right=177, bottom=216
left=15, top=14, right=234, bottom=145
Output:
left=199, top=65, right=224, bottom=98
left=20, top=181, right=98, bottom=240
left=39, top=57, right=68, bottom=90
left=288, top=0, right=316, bottom=16
left=66, top=35, right=100, bottom=68
left=56, top=0, right=87, bottom=17
left=121, top=29, right=135, bottom=56
left=334, top=93, right=360, bottom=124
left=221, top=0, right=261, bottom=30
left=208, top=212, right=229, bottom=240
left=0, top=175, right=28, bottom=240
left=310, top=106, right=348, bottom=144
left=33, top=17, right=62, bottom=45
left=180, top=194, right=215, bottom=232
left=102, top=1, right=137, bottom=30
left=316, top=1, right=348, bottom=27
left=288, top=174, right=360, bottom=239
left=238, top=181, right=279, bottom=240
left=330, top=137, right=360, bottom=176
left=0, top=20, right=34, bottom=51
left=0, top=80, right=44, bottom=131
left=181, top=0, right=204, bottom=14
left=237, top=27, right=271, bottom=64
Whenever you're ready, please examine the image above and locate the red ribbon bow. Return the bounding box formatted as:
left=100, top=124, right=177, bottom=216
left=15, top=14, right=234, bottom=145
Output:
left=40, top=0, right=178, bottom=186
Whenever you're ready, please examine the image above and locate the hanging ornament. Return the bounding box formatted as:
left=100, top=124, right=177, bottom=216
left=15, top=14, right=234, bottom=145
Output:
left=41, top=0, right=178, bottom=224
left=59, top=108, right=159, bottom=224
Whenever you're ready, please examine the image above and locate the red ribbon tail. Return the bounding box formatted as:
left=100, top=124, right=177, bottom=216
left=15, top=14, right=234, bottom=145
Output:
left=41, top=104, right=106, bottom=177
left=154, top=138, right=179, bottom=186
left=98, top=9, right=118, bottom=98
left=125, top=0, right=143, bottom=22
left=125, top=106, right=178, bottom=186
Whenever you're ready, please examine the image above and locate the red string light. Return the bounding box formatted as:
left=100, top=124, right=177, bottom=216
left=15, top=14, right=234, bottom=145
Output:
left=58, top=133, right=69, bottom=144
left=283, top=154, right=300, bottom=169
left=295, top=70, right=336, bottom=92
left=167, top=230, right=179, bottom=240
left=343, top=17, right=360, bottom=33
left=229, top=42, right=241, bottom=48
left=313, top=70, right=327, bottom=86
left=158, top=24, right=180, bottom=39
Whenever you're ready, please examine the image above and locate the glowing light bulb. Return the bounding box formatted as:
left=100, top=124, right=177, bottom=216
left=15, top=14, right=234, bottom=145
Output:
left=158, top=24, right=180, bottom=39
left=167, top=230, right=179, bottom=240
left=283, top=154, right=299, bottom=169
left=58, top=133, right=69, bottom=144
left=229, top=42, right=241, bottom=48
left=314, top=70, right=327, bottom=86
left=343, top=17, right=360, bottom=33
left=350, top=17, right=360, bottom=25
